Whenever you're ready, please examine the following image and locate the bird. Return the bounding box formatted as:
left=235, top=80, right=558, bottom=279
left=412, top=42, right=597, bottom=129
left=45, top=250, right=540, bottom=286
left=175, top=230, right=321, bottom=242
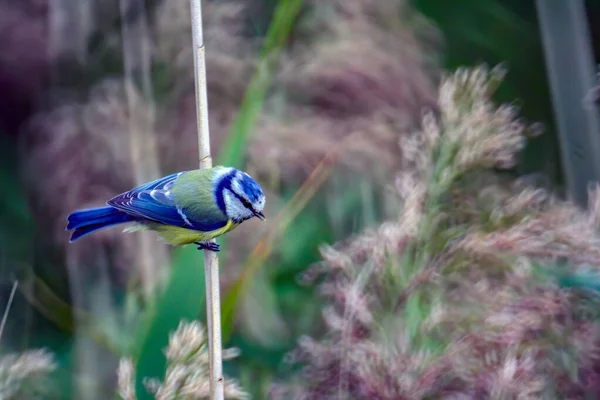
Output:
left=65, top=166, right=266, bottom=252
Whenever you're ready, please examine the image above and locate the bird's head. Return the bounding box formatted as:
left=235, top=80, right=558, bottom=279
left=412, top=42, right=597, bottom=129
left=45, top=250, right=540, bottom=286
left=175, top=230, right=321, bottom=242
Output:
left=218, top=168, right=266, bottom=223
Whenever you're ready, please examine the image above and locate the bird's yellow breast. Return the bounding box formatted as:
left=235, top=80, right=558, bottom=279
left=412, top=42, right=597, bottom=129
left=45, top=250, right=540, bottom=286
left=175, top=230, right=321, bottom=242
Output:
left=146, top=219, right=240, bottom=246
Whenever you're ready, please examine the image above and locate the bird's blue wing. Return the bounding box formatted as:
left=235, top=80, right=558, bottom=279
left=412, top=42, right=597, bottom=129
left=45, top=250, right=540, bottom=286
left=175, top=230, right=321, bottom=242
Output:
left=127, top=171, right=184, bottom=196
left=107, top=172, right=227, bottom=232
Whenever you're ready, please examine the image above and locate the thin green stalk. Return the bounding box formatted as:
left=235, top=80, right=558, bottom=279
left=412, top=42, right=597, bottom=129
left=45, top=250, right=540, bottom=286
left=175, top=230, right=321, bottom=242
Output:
left=404, top=137, right=460, bottom=345
left=217, top=0, right=304, bottom=167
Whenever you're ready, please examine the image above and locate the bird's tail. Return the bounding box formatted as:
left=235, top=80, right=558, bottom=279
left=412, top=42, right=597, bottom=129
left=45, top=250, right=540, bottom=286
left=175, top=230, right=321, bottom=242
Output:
left=66, top=206, right=134, bottom=242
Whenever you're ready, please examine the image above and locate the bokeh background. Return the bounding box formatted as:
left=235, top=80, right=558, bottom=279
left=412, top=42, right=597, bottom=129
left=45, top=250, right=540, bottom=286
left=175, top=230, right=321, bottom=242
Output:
left=2, top=0, right=600, bottom=399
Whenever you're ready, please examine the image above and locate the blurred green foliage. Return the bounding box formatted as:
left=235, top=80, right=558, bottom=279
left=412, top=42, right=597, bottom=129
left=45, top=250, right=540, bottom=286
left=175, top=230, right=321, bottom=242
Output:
left=134, top=246, right=206, bottom=399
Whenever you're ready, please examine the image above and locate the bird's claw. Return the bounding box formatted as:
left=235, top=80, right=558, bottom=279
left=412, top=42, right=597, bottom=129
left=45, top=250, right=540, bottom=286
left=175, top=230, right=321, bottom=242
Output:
left=194, top=241, right=220, bottom=252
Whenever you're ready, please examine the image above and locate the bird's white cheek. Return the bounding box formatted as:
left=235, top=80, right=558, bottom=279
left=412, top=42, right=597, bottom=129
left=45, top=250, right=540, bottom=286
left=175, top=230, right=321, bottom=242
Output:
left=223, top=189, right=253, bottom=221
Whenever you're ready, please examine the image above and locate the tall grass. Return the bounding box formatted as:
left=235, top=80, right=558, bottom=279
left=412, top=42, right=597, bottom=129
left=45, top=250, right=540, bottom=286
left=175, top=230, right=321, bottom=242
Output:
left=274, top=66, right=600, bottom=399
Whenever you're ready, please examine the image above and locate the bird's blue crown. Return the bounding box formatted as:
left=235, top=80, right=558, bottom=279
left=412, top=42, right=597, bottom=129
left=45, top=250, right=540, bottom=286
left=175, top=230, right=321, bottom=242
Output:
left=237, top=172, right=263, bottom=202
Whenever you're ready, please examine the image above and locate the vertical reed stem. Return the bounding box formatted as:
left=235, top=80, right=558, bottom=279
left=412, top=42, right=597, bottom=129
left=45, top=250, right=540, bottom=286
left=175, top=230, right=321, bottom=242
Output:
left=189, top=1, right=224, bottom=399
left=0, top=280, right=18, bottom=341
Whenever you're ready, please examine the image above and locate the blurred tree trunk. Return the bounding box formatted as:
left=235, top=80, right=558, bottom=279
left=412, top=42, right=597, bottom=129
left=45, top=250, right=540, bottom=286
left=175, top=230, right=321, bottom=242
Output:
left=536, top=0, right=600, bottom=207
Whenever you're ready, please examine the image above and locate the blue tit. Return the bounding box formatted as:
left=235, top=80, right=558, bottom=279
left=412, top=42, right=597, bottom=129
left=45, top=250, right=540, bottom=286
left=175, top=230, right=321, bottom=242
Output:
left=66, top=166, right=266, bottom=252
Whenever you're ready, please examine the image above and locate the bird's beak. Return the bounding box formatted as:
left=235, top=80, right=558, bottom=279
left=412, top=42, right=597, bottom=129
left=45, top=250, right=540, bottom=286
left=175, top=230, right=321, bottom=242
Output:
left=255, top=211, right=266, bottom=221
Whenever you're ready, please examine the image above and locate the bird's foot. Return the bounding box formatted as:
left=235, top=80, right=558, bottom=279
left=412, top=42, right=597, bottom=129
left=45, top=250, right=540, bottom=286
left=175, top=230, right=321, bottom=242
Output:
left=194, top=241, right=220, bottom=252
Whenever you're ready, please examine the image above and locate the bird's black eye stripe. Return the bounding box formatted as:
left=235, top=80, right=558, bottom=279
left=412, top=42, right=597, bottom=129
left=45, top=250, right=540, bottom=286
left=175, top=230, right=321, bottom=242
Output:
left=233, top=192, right=255, bottom=213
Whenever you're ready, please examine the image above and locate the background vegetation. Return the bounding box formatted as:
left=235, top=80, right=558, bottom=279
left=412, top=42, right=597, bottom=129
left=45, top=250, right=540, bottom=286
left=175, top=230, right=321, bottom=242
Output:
left=1, top=0, right=596, bottom=398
